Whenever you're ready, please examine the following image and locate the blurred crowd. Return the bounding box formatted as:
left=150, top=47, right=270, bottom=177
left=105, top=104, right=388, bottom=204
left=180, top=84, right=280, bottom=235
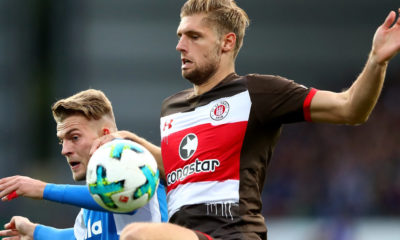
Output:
left=263, top=70, right=400, bottom=218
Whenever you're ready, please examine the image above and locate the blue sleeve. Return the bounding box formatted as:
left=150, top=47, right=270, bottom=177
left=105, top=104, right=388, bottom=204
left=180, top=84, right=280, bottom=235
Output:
left=43, top=184, right=137, bottom=214
left=33, top=225, right=75, bottom=240
left=43, top=184, right=106, bottom=211
left=157, top=183, right=168, bottom=222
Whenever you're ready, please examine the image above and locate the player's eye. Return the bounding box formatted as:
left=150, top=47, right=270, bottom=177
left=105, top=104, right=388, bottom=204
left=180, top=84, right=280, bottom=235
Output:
left=58, top=139, right=63, bottom=145
left=191, top=34, right=199, bottom=40
left=72, top=135, right=79, bottom=142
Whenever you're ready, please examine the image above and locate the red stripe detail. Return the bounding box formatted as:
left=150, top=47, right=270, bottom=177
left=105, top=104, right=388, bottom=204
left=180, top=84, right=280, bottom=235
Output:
left=195, top=231, right=214, bottom=240
left=162, top=122, right=247, bottom=193
left=303, top=88, right=318, bottom=122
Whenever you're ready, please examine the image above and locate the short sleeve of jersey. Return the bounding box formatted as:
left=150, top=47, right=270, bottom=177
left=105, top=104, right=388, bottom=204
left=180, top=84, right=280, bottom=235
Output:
left=246, top=74, right=313, bottom=124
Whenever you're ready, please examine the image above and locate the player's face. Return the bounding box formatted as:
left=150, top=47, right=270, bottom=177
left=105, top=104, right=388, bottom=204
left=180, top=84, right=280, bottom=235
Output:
left=176, top=13, right=222, bottom=85
left=56, top=115, right=102, bottom=181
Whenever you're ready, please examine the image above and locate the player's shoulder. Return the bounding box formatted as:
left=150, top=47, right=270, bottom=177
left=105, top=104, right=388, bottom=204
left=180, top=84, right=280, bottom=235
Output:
left=244, top=73, right=292, bottom=85
left=162, top=88, right=192, bottom=105
left=161, top=88, right=193, bottom=116
left=243, top=73, right=297, bottom=93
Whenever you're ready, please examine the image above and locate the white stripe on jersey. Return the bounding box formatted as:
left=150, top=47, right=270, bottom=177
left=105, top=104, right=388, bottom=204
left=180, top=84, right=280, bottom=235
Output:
left=161, top=91, right=251, bottom=137
left=113, top=191, right=162, bottom=234
left=74, top=209, right=86, bottom=240
left=167, top=180, right=239, bottom=218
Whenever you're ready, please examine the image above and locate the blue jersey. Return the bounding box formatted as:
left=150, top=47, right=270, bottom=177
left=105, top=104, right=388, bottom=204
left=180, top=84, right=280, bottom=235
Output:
left=34, top=183, right=167, bottom=240
left=74, top=191, right=164, bottom=240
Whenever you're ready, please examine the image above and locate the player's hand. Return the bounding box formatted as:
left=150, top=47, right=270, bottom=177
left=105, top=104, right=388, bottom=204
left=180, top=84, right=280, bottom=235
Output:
left=0, top=216, right=37, bottom=240
left=371, top=9, right=400, bottom=64
left=0, top=176, right=46, bottom=201
left=89, top=130, right=141, bottom=156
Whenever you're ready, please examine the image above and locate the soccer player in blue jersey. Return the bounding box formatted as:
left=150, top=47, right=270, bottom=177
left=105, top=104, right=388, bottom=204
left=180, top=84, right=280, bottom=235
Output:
left=0, top=89, right=167, bottom=240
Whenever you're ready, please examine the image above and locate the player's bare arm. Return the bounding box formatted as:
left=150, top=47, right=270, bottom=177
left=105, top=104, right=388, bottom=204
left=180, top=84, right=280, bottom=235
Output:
left=121, top=222, right=199, bottom=240
left=0, top=216, right=37, bottom=240
left=310, top=9, right=400, bottom=124
left=0, top=176, right=46, bottom=201
left=90, top=130, right=165, bottom=181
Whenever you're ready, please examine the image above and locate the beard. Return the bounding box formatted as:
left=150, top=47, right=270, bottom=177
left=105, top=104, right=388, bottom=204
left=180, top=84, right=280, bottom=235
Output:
left=182, top=44, right=221, bottom=86
left=183, top=61, right=218, bottom=85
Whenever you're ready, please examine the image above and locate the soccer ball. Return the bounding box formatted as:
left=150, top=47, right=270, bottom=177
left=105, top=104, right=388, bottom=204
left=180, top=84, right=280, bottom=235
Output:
left=86, top=139, right=159, bottom=213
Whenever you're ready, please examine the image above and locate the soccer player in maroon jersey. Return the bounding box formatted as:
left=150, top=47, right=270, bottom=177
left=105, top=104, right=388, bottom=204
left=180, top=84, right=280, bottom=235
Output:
left=89, top=1, right=400, bottom=239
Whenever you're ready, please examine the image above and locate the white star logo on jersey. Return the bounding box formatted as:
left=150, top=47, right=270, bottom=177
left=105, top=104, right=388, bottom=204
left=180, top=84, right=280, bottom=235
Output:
left=179, top=133, right=198, bottom=161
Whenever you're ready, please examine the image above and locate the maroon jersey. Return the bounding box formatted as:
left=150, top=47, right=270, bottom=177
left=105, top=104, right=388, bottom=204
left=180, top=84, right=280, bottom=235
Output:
left=160, top=73, right=317, bottom=239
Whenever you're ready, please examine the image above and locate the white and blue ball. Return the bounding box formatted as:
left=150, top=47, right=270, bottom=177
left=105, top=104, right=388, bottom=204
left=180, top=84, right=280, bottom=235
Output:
left=86, top=139, right=159, bottom=213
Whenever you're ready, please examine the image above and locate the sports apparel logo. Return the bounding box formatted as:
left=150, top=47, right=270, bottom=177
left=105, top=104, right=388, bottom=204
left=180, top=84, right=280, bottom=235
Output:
left=179, top=133, right=198, bottom=161
left=163, top=119, right=173, bottom=131
left=210, top=101, right=229, bottom=121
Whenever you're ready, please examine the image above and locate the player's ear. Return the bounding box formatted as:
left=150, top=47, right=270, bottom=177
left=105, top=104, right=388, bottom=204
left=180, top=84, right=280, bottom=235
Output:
left=102, top=128, right=110, bottom=136
left=221, top=32, right=236, bottom=53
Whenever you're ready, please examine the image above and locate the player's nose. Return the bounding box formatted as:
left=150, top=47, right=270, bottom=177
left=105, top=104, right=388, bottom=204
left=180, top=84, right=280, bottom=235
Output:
left=176, top=37, right=187, bottom=52
left=61, top=141, right=72, bottom=156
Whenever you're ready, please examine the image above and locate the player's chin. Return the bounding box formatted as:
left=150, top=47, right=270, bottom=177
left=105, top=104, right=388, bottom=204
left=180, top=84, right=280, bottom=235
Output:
left=72, top=172, right=86, bottom=182
left=182, top=71, right=196, bottom=83
left=182, top=67, right=193, bottom=76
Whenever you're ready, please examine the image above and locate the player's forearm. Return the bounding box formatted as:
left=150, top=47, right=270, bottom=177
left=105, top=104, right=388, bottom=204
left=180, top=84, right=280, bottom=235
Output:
left=43, top=184, right=104, bottom=211
left=344, top=53, right=387, bottom=124
left=34, top=225, right=75, bottom=240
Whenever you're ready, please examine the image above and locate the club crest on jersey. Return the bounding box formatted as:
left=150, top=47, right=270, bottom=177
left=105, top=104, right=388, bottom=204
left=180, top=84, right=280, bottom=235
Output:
left=210, top=101, right=229, bottom=121
left=179, top=133, right=198, bottom=161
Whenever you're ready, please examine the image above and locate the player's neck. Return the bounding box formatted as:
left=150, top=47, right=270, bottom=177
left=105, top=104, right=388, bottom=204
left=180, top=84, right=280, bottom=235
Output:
left=193, top=63, right=235, bottom=96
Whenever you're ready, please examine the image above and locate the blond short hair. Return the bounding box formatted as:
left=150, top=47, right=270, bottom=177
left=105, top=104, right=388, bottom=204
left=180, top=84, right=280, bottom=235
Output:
left=181, top=0, right=250, bottom=58
left=52, top=89, right=116, bottom=125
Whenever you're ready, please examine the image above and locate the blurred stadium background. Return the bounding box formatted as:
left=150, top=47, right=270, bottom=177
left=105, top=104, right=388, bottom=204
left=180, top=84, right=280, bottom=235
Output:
left=1, top=0, right=399, bottom=239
